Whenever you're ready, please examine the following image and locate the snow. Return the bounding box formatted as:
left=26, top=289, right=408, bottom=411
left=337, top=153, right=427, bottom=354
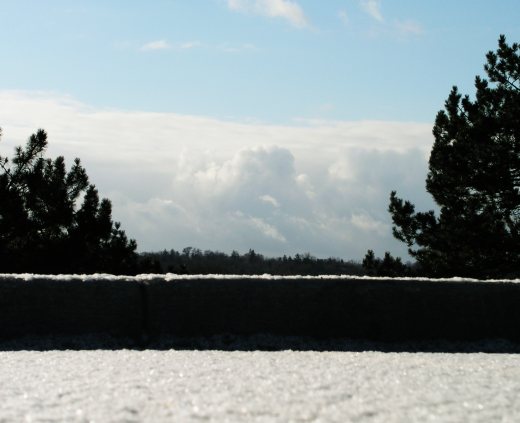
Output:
left=1, top=349, right=520, bottom=422
left=1, top=273, right=519, bottom=283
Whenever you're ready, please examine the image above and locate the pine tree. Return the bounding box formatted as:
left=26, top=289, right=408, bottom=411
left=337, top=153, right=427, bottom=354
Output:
left=389, top=35, right=520, bottom=278
left=362, top=249, right=408, bottom=277
left=0, top=129, right=138, bottom=274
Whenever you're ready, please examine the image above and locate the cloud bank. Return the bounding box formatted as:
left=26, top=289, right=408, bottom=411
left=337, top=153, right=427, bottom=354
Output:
left=0, top=91, right=435, bottom=260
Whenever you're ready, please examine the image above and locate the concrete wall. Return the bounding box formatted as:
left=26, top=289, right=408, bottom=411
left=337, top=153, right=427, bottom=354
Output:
left=0, top=276, right=143, bottom=341
left=145, top=278, right=520, bottom=342
left=1, top=276, right=520, bottom=344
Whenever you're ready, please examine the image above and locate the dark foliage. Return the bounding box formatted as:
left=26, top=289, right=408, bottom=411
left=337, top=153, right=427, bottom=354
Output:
left=389, top=35, right=520, bottom=278
left=0, top=129, right=139, bottom=274
left=140, top=247, right=365, bottom=275
left=362, top=249, right=417, bottom=277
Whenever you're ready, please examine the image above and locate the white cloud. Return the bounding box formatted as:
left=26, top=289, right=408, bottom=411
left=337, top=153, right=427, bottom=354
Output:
left=0, top=90, right=435, bottom=259
left=259, top=194, right=280, bottom=208
left=360, top=0, right=383, bottom=22
left=140, top=40, right=171, bottom=51
left=227, top=0, right=308, bottom=28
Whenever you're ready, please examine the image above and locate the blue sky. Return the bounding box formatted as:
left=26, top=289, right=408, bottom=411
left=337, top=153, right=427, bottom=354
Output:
left=3, top=0, right=519, bottom=122
left=1, top=1, right=519, bottom=260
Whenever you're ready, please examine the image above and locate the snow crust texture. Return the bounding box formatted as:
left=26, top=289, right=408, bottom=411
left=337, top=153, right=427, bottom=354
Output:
left=1, top=350, right=520, bottom=422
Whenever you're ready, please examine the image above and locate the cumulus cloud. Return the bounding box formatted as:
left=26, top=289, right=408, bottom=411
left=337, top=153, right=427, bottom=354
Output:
left=227, top=0, right=309, bottom=28
left=360, top=0, right=383, bottom=22
left=139, top=40, right=171, bottom=51
left=0, top=90, right=435, bottom=259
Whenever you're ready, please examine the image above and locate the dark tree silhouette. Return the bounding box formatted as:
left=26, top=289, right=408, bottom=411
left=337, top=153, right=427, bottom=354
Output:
left=388, top=35, right=520, bottom=278
left=362, top=249, right=411, bottom=277
left=0, top=128, right=139, bottom=274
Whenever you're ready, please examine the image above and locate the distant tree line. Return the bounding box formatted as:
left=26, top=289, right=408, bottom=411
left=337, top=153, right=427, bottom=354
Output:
left=140, top=248, right=367, bottom=276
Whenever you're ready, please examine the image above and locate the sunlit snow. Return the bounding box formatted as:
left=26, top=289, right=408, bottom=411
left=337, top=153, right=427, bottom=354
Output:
left=1, top=350, right=520, bottom=422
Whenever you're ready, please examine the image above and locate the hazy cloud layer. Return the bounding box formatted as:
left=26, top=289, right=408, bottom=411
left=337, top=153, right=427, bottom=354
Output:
left=0, top=91, right=435, bottom=259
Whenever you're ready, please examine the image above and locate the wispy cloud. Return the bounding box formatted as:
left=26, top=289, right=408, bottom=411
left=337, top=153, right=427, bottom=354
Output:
left=259, top=194, right=280, bottom=208
left=139, top=40, right=171, bottom=51
left=360, top=0, right=383, bottom=22
left=138, top=39, right=254, bottom=54
left=350, top=213, right=388, bottom=236
left=248, top=216, right=287, bottom=242
left=179, top=41, right=202, bottom=50
left=0, top=91, right=434, bottom=259
left=395, top=20, right=424, bottom=36
left=227, top=0, right=309, bottom=28
left=338, top=9, right=349, bottom=26
left=139, top=40, right=202, bottom=52
left=356, top=1, right=423, bottom=39
left=218, top=43, right=257, bottom=53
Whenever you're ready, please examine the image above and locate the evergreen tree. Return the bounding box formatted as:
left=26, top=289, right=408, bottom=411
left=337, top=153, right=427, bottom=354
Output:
left=362, top=249, right=408, bottom=277
left=0, top=129, right=138, bottom=274
left=389, top=35, right=520, bottom=278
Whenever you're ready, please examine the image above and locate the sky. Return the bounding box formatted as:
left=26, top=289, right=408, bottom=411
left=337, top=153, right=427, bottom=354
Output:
left=1, top=1, right=519, bottom=260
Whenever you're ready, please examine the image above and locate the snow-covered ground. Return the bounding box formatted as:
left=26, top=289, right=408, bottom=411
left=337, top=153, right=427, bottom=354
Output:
left=1, top=349, right=520, bottom=422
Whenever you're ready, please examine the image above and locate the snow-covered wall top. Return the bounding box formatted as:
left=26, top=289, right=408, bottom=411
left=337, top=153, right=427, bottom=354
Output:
left=0, top=273, right=519, bottom=283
